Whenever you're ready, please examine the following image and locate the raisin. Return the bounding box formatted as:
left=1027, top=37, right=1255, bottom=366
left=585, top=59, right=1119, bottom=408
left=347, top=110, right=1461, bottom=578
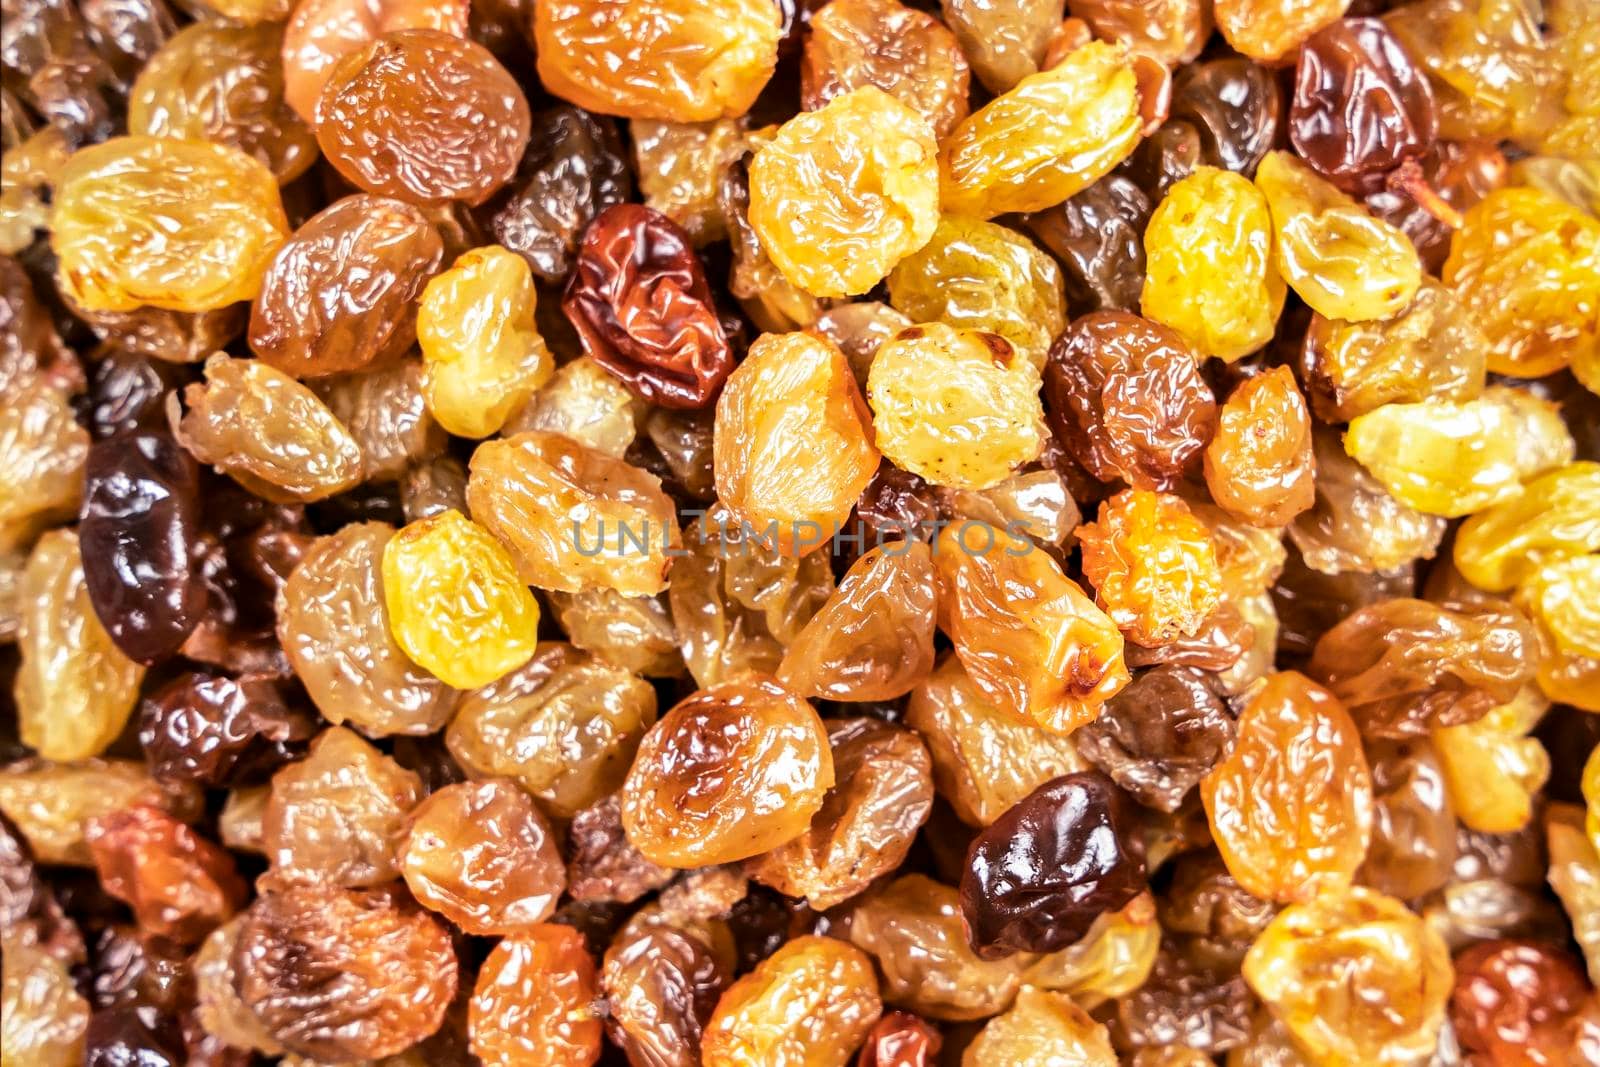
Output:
left=85, top=805, right=245, bottom=944
left=50, top=136, right=288, bottom=313
left=193, top=917, right=282, bottom=1056
left=233, top=884, right=458, bottom=1062
left=562, top=203, right=734, bottom=408
left=509, top=355, right=642, bottom=458
left=962, top=987, right=1117, bottom=1066
left=601, top=909, right=734, bottom=1066
left=534, top=0, right=782, bottom=122
left=2, top=937, right=91, bottom=1065
left=316, top=29, right=529, bottom=206
left=1203, top=367, right=1315, bottom=528
left=960, top=770, right=1146, bottom=958
left=748, top=87, right=939, bottom=299
left=1432, top=685, right=1551, bottom=834
left=631, top=117, right=746, bottom=247
left=1453, top=461, right=1600, bottom=593
left=566, top=794, right=674, bottom=905
left=1021, top=174, right=1151, bottom=314
left=281, top=0, right=470, bottom=122
left=0, top=758, right=201, bottom=868
left=1215, top=0, right=1349, bottom=62
left=1067, top=0, right=1210, bottom=66
left=547, top=586, right=683, bottom=678
left=856, top=1011, right=942, bottom=1067
left=1168, top=58, right=1282, bottom=177
left=137, top=672, right=315, bottom=788
left=940, top=0, right=1064, bottom=94
left=249, top=194, right=443, bottom=380
left=803, top=0, right=969, bottom=139
left=1359, top=738, right=1457, bottom=900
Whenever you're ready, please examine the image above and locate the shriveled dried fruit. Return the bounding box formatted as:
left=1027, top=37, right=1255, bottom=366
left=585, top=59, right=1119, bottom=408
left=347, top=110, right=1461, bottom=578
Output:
left=194, top=916, right=283, bottom=1056
left=632, top=118, right=745, bottom=246
left=749, top=718, right=933, bottom=910
left=472, top=925, right=605, bottom=1066
left=139, top=671, right=314, bottom=791
left=15, top=529, right=145, bottom=761
left=778, top=541, right=937, bottom=701
left=1547, top=802, right=1600, bottom=985
left=1358, top=738, right=1457, bottom=901
left=1042, top=310, right=1216, bottom=490
left=803, top=0, right=970, bottom=139
left=51, top=135, right=288, bottom=313
left=174, top=355, right=364, bottom=503
left=749, top=87, right=939, bottom=299
left=381, top=509, right=540, bottom=689
left=262, top=725, right=424, bottom=888
left=446, top=642, right=658, bottom=818
left=1300, top=277, right=1487, bottom=423
left=702, top=935, right=882, bottom=1067
left=1344, top=387, right=1574, bottom=518
left=315, top=29, right=529, bottom=206
left=1443, top=186, right=1600, bottom=382
left=1022, top=890, right=1161, bottom=1009
left=233, top=883, right=458, bottom=1062
left=250, top=194, right=443, bottom=380
left=1078, top=490, right=1223, bottom=649
left=507, top=356, right=641, bottom=459
left=466, top=429, right=678, bottom=596
left=940, top=0, right=1063, bottom=95
left=1255, top=150, right=1421, bottom=322
left=868, top=324, right=1044, bottom=491
left=1141, top=166, right=1284, bottom=363
left=715, top=332, right=878, bottom=555
left=1203, top=368, right=1314, bottom=528
left=940, top=41, right=1142, bottom=219
left=1201, top=671, right=1374, bottom=903
left=1432, top=685, right=1551, bottom=834
left=281, top=0, right=471, bottom=123
left=1069, top=0, right=1209, bottom=66
left=277, top=521, right=458, bottom=736
left=548, top=586, right=681, bottom=678
left=400, top=778, right=564, bottom=935
left=2, top=936, right=90, bottom=1065
left=1288, top=427, right=1447, bottom=575
left=566, top=794, right=674, bottom=905
left=1243, top=887, right=1453, bottom=1066
left=934, top=523, right=1129, bottom=735
left=562, top=204, right=734, bottom=409
left=1450, top=938, right=1597, bottom=1067
left=534, top=0, right=782, bottom=121
left=856, top=1012, right=942, bottom=1067
left=845, top=875, right=1027, bottom=1022
left=1215, top=0, right=1350, bottom=63
left=128, top=20, right=316, bottom=183
left=622, top=676, right=833, bottom=868
left=85, top=805, right=245, bottom=944
left=1453, top=461, right=1600, bottom=593
left=886, top=215, right=1066, bottom=371
left=0, top=759, right=201, bottom=867
left=1021, top=174, right=1151, bottom=313
left=962, top=987, right=1117, bottom=1067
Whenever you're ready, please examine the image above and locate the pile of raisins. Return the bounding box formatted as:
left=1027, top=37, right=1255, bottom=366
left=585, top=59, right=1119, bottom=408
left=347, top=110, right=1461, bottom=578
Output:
left=2, top=0, right=1599, bottom=1063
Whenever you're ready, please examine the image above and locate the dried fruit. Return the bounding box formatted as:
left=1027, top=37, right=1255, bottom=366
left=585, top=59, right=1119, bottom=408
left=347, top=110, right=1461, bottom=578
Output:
left=962, top=987, right=1117, bottom=1067
left=1255, top=150, right=1422, bottom=322
left=1242, top=887, right=1452, bottom=1066
left=940, top=41, right=1142, bottom=219
left=250, top=194, right=443, bottom=379
left=868, top=324, right=1045, bottom=491
left=940, top=0, right=1064, bottom=95
left=446, top=642, right=658, bottom=818
left=534, top=0, right=782, bottom=121
left=315, top=29, right=529, bottom=206
left=547, top=586, right=681, bottom=678
left=631, top=118, right=745, bottom=246
left=702, top=935, right=882, bottom=1067
left=400, top=779, right=564, bottom=935
left=1450, top=938, right=1597, bottom=1067
left=886, top=215, right=1066, bottom=371
left=281, top=0, right=471, bottom=122
left=2, top=937, right=90, bottom=1065
left=508, top=356, right=641, bottom=459
left=85, top=805, right=245, bottom=944
left=1042, top=310, right=1216, bottom=490
left=934, top=523, right=1129, bottom=735
left=15, top=529, right=146, bottom=762
left=1215, top=0, right=1350, bottom=63
left=174, top=355, right=365, bottom=504
left=471, top=924, right=604, bottom=1066
left=466, top=429, right=679, bottom=596
left=381, top=509, right=540, bottom=689
left=1453, top=462, right=1600, bottom=593
left=749, top=87, right=939, bottom=298
left=316, top=357, right=443, bottom=482
left=1200, top=671, right=1374, bottom=903
left=562, top=204, right=734, bottom=408
left=0, top=759, right=201, bottom=867
left=803, top=0, right=970, bottom=139
left=1359, top=738, right=1456, bottom=901
left=233, top=883, right=458, bottom=1061
left=1078, top=490, right=1223, bottom=649
left=1432, top=685, right=1550, bottom=834
left=748, top=718, right=933, bottom=910
left=1141, top=166, right=1284, bottom=363
left=277, top=521, right=458, bottom=736
left=138, top=672, right=314, bottom=789
left=1021, top=174, right=1150, bottom=313
left=1203, top=368, right=1314, bottom=528
left=51, top=135, right=288, bottom=313
left=622, top=675, right=833, bottom=868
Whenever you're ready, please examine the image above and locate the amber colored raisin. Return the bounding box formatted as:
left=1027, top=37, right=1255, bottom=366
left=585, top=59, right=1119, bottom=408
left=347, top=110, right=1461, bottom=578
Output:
left=1201, top=671, right=1374, bottom=903
left=962, top=987, right=1117, bottom=1067
left=1021, top=174, right=1151, bottom=314
left=509, top=355, right=640, bottom=458
left=1242, top=887, right=1453, bottom=1066
left=1042, top=310, right=1216, bottom=490
left=802, top=0, right=970, bottom=139
left=281, top=0, right=471, bottom=123
left=249, top=194, right=443, bottom=380
left=632, top=117, right=746, bottom=247
left=715, top=331, right=879, bottom=556
left=1078, top=489, right=1223, bottom=649
left=51, top=135, right=288, bottom=314
left=941, top=0, right=1064, bottom=95
left=1358, top=738, right=1457, bottom=901
left=547, top=586, right=682, bottom=679
left=2, top=936, right=90, bottom=1065
left=748, top=87, right=939, bottom=299
left=856, top=1011, right=942, bottom=1067
left=702, top=935, right=882, bottom=1067
left=1451, top=939, right=1596, bottom=1067
left=85, top=805, right=245, bottom=945
left=940, top=41, right=1141, bottom=220
left=748, top=718, right=933, bottom=910
left=400, top=778, right=564, bottom=936
left=315, top=29, right=529, bottom=207
left=466, top=429, right=679, bottom=597
left=562, top=203, right=734, bottom=408
left=601, top=908, right=734, bottom=1066
left=534, top=0, right=782, bottom=122
left=0, top=758, right=202, bottom=868
left=934, top=523, right=1129, bottom=735
left=233, top=883, right=458, bottom=1062
left=1203, top=367, right=1314, bottom=528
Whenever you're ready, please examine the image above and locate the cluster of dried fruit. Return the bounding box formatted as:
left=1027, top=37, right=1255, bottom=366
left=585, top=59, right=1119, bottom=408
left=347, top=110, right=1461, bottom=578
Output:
left=2, top=0, right=1599, bottom=1064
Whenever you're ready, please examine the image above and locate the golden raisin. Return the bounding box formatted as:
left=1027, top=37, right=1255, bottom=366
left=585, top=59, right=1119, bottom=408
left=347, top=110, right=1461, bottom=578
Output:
left=470, top=924, right=603, bottom=1067
left=1078, top=489, right=1224, bottom=649
left=1203, top=367, right=1315, bottom=528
